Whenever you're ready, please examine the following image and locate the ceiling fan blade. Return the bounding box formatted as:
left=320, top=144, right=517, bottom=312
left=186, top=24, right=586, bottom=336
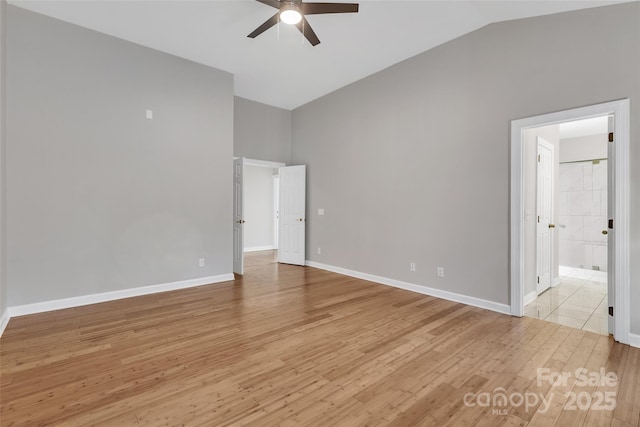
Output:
left=247, top=12, right=280, bottom=39
left=255, top=0, right=281, bottom=9
left=300, top=2, right=359, bottom=15
left=295, top=16, right=321, bottom=46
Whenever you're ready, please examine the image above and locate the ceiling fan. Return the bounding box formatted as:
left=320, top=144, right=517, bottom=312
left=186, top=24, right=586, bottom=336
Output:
left=248, top=0, right=359, bottom=47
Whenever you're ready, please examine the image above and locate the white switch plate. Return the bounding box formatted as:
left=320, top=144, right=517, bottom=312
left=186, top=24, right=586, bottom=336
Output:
left=146, top=109, right=153, bottom=120
left=318, top=208, right=325, bottom=215
left=317, top=247, right=322, bottom=255
left=199, top=258, right=205, bottom=267
left=410, top=262, right=416, bottom=272
left=437, top=267, right=444, bottom=277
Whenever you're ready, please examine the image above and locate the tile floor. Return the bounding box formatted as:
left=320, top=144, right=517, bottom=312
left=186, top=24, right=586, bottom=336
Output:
left=524, top=273, right=609, bottom=335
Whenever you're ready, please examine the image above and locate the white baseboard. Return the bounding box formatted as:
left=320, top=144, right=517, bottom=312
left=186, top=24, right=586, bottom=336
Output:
left=559, top=266, right=608, bottom=280
left=305, top=261, right=511, bottom=315
left=4, top=273, right=235, bottom=326
left=0, top=309, right=9, bottom=337
left=524, top=291, right=537, bottom=306
left=244, top=246, right=275, bottom=253
left=552, top=276, right=561, bottom=287
left=629, top=333, right=640, bottom=349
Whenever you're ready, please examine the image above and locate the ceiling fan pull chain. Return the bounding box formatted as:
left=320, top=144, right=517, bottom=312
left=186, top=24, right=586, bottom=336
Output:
left=277, top=13, right=280, bottom=41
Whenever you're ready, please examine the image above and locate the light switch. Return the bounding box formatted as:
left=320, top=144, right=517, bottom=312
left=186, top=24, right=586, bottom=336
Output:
left=318, top=208, right=325, bottom=216
left=146, top=109, right=153, bottom=120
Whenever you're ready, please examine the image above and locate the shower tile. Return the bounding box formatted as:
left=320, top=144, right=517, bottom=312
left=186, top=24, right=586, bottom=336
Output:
left=558, top=192, right=568, bottom=215
left=565, top=216, right=584, bottom=241
left=600, top=191, right=608, bottom=216
left=559, top=240, right=569, bottom=266
left=560, top=164, right=583, bottom=191
left=559, top=215, right=570, bottom=240
left=592, top=190, right=601, bottom=217
left=582, top=243, right=593, bottom=270
left=593, top=160, right=607, bottom=190
left=569, top=191, right=592, bottom=215
left=590, top=216, right=608, bottom=244
left=593, top=245, right=607, bottom=272
left=565, top=240, right=584, bottom=269
left=583, top=163, right=593, bottom=190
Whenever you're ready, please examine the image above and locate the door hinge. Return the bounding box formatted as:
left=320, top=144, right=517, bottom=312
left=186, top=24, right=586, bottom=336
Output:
left=608, top=132, right=614, bottom=142
left=537, top=276, right=540, bottom=284
left=537, top=215, right=540, bottom=223
left=609, top=306, right=614, bottom=316
left=537, top=154, right=541, bottom=162
left=609, top=219, right=614, bottom=229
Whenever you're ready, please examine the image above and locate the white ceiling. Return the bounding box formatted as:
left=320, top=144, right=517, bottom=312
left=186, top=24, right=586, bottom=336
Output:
left=10, top=0, right=632, bottom=110
left=559, top=116, right=609, bottom=139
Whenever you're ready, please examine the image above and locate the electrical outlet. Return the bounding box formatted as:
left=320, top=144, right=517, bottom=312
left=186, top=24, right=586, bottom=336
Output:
left=199, top=258, right=205, bottom=267
left=410, top=262, right=416, bottom=272
left=317, top=247, right=322, bottom=255
left=437, top=267, right=444, bottom=277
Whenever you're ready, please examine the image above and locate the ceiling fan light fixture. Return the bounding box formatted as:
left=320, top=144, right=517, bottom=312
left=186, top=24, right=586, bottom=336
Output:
left=280, top=6, right=302, bottom=25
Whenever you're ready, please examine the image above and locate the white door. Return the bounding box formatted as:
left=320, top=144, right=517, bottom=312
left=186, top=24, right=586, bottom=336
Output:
left=233, top=157, right=245, bottom=275
left=607, top=115, right=615, bottom=335
left=536, top=137, right=554, bottom=295
left=278, top=165, right=306, bottom=266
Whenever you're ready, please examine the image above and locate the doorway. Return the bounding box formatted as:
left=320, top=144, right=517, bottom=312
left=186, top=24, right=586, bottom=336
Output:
left=510, top=99, right=630, bottom=345
left=233, top=158, right=285, bottom=275
left=524, top=117, right=610, bottom=335
left=232, top=158, right=307, bottom=275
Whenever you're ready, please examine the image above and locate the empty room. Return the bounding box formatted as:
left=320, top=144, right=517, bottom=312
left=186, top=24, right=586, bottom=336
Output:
left=0, top=1, right=639, bottom=426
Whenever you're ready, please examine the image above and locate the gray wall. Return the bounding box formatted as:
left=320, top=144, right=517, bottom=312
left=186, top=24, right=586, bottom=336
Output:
left=560, top=134, right=608, bottom=163
left=524, top=125, right=560, bottom=298
left=244, top=165, right=276, bottom=250
left=292, top=2, right=639, bottom=331
left=234, top=96, right=291, bottom=164
left=0, top=0, right=6, bottom=317
left=6, top=7, right=234, bottom=306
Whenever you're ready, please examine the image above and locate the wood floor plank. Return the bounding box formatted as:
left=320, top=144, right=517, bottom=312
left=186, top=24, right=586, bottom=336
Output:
left=1, top=250, right=638, bottom=426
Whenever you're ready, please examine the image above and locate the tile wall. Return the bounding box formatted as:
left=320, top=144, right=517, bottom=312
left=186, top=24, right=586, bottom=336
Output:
left=558, top=160, right=608, bottom=271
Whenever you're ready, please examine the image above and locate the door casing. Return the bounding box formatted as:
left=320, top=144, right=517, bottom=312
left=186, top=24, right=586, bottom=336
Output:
left=510, top=99, right=630, bottom=345
left=233, top=158, right=286, bottom=274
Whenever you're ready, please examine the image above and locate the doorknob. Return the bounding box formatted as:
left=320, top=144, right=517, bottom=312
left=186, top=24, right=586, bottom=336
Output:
left=548, top=223, right=556, bottom=229
left=602, top=230, right=608, bottom=235
left=236, top=219, right=245, bottom=224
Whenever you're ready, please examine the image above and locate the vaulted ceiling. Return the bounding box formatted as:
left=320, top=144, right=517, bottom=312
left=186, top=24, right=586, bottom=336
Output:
left=11, top=0, right=631, bottom=110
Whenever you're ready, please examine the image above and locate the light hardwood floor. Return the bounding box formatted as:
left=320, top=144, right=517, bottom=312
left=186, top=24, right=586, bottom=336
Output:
left=1, top=251, right=639, bottom=426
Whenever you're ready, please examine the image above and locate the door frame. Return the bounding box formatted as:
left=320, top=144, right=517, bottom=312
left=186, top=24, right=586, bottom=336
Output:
left=232, top=157, right=285, bottom=272
left=510, top=99, right=630, bottom=345
left=273, top=174, right=280, bottom=250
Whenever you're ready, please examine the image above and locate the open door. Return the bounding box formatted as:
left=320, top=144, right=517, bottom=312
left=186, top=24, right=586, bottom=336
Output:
left=278, top=165, right=306, bottom=266
left=607, top=115, right=615, bottom=335
left=233, top=157, right=245, bottom=275
left=536, top=137, right=554, bottom=295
